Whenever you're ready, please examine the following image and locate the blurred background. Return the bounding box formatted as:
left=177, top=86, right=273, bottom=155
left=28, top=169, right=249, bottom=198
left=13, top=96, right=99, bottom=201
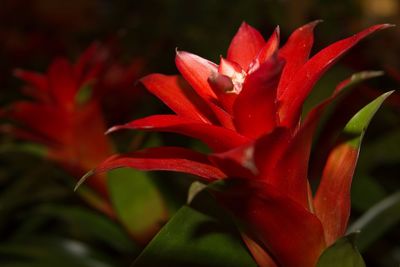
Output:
left=0, top=0, right=399, bottom=266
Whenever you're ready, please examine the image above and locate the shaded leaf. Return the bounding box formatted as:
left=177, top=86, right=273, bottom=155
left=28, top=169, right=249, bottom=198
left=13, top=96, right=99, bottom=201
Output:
left=0, top=237, right=115, bottom=267
left=316, top=234, right=365, bottom=267
left=348, top=191, right=400, bottom=252
left=132, top=192, right=256, bottom=267
left=31, top=204, right=136, bottom=252
left=107, top=168, right=168, bottom=245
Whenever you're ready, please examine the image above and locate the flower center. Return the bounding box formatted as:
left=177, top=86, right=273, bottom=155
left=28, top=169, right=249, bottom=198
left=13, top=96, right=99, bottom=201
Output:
left=228, top=69, right=246, bottom=94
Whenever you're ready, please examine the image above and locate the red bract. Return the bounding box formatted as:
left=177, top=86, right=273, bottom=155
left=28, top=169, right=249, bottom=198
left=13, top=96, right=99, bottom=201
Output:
left=92, top=22, right=391, bottom=266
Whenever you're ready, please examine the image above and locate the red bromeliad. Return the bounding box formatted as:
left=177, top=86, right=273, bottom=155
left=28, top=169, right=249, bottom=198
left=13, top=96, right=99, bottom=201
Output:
left=90, top=22, right=391, bottom=266
left=3, top=42, right=143, bottom=216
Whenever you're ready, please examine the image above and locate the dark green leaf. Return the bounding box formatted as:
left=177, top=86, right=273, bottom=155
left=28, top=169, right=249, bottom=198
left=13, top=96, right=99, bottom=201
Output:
left=0, top=237, right=115, bottom=267
left=31, top=204, right=136, bottom=252
left=348, top=191, right=400, bottom=251
left=132, top=192, right=256, bottom=267
left=316, top=234, right=365, bottom=267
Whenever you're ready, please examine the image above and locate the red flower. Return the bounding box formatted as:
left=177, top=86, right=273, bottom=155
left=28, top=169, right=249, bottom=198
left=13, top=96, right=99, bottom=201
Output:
left=106, top=22, right=388, bottom=151
left=91, top=22, right=391, bottom=266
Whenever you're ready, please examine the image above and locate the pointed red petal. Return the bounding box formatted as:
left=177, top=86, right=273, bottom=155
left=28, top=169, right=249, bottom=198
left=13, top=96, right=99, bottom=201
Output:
left=227, top=22, right=265, bottom=70
left=277, top=20, right=320, bottom=98
left=8, top=102, right=69, bottom=144
left=252, top=127, right=313, bottom=209
left=233, top=56, right=283, bottom=139
left=253, top=128, right=292, bottom=179
left=313, top=143, right=358, bottom=246
left=253, top=26, right=280, bottom=66
left=208, top=101, right=236, bottom=129
left=108, top=115, right=249, bottom=152
left=278, top=24, right=391, bottom=128
left=313, top=92, right=392, bottom=246
left=241, top=234, right=278, bottom=267
left=175, top=51, right=218, bottom=102
left=73, top=42, right=103, bottom=82
left=14, top=69, right=49, bottom=100
left=209, top=143, right=258, bottom=179
left=307, top=71, right=384, bottom=181
left=141, top=74, right=215, bottom=123
left=93, top=147, right=226, bottom=181
left=217, top=180, right=326, bottom=267
left=47, top=58, right=79, bottom=108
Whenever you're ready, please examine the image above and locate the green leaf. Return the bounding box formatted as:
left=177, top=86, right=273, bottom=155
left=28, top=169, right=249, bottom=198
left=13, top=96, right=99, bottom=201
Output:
left=316, top=234, right=365, bottom=267
left=348, top=191, right=400, bottom=251
left=132, top=192, right=256, bottom=267
left=31, top=204, right=136, bottom=252
left=343, top=91, right=394, bottom=148
left=107, top=168, right=167, bottom=244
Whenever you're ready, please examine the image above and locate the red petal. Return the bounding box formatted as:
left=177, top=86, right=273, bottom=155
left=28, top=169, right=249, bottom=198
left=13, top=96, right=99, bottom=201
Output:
left=141, top=74, right=215, bottom=123
left=313, top=144, right=358, bottom=246
left=47, top=58, right=79, bottom=108
left=8, top=102, right=70, bottom=144
left=108, top=115, right=249, bottom=152
left=209, top=102, right=236, bottom=130
left=277, top=20, right=320, bottom=99
left=227, top=22, right=265, bottom=70
left=14, top=69, right=49, bottom=101
left=73, top=42, right=103, bottom=83
left=217, top=180, right=326, bottom=267
left=306, top=71, right=383, bottom=181
left=253, top=26, right=280, bottom=67
left=312, top=91, right=393, bottom=246
left=209, top=143, right=258, bottom=179
left=175, top=50, right=218, bottom=102
left=241, top=234, right=278, bottom=267
left=253, top=128, right=291, bottom=179
left=278, top=24, right=392, bottom=128
left=233, top=56, right=283, bottom=139
left=93, top=147, right=226, bottom=181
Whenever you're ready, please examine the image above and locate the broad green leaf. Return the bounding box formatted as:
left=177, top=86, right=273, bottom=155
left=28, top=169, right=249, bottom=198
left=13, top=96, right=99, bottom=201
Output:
left=107, top=168, right=167, bottom=244
left=348, top=191, right=400, bottom=251
left=316, top=234, right=365, bottom=267
left=132, top=192, right=257, bottom=267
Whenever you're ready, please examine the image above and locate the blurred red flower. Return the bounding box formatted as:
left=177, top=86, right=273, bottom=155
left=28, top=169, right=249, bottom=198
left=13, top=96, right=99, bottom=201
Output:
left=3, top=42, right=144, bottom=216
